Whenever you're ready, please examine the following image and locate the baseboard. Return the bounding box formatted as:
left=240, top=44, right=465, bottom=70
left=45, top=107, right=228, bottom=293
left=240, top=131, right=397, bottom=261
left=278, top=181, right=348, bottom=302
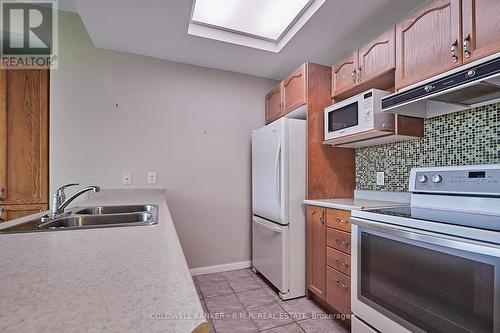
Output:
left=190, top=260, right=252, bottom=276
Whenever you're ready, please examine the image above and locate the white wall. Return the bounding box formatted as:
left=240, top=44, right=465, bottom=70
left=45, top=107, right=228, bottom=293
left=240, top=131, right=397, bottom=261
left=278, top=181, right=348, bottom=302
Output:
left=50, top=12, right=276, bottom=268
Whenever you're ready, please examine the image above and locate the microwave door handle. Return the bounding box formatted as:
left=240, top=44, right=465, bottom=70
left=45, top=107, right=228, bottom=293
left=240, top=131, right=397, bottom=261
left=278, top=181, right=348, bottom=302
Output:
left=351, top=217, right=500, bottom=257
left=274, top=141, right=281, bottom=206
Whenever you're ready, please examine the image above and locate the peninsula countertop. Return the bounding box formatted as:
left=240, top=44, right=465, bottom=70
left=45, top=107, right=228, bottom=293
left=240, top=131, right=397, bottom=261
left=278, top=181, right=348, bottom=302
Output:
left=0, top=189, right=207, bottom=333
left=303, top=198, right=408, bottom=211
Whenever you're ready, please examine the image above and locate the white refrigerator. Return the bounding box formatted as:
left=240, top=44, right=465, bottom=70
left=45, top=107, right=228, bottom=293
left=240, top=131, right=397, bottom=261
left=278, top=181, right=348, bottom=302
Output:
left=251, top=117, right=306, bottom=300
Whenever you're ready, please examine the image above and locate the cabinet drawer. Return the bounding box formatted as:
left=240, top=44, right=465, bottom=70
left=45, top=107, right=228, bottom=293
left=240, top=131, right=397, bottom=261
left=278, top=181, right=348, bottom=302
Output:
left=326, top=228, right=351, bottom=254
left=326, top=209, right=351, bottom=232
left=326, top=267, right=351, bottom=315
left=326, top=247, right=351, bottom=277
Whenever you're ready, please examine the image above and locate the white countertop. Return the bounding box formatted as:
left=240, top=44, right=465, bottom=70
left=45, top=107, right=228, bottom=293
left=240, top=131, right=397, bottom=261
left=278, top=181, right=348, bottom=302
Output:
left=0, top=189, right=207, bottom=333
left=303, top=198, right=408, bottom=211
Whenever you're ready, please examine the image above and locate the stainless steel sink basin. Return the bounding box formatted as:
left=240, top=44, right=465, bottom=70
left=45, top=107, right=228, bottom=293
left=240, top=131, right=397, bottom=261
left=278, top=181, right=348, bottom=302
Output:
left=39, top=212, right=155, bottom=229
left=74, top=204, right=156, bottom=215
left=0, top=204, right=158, bottom=234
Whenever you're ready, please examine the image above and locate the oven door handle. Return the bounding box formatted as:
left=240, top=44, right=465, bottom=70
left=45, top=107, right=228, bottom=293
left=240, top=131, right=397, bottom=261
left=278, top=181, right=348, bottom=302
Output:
left=350, top=217, right=500, bottom=257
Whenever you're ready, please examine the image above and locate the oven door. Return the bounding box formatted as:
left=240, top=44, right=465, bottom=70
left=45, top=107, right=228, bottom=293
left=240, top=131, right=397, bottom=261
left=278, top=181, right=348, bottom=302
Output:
left=351, top=218, right=500, bottom=333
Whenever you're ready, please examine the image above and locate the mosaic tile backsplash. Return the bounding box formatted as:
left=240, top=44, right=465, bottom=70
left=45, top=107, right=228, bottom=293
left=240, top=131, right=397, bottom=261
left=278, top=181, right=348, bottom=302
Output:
left=355, top=102, right=500, bottom=192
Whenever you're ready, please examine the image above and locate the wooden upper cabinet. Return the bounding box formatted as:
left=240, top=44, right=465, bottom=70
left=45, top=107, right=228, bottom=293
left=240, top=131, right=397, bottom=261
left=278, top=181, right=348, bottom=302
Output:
left=307, top=206, right=326, bottom=300
left=332, top=52, right=358, bottom=97
left=395, top=0, right=461, bottom=90
left=462, top=0, right=500, bottom=63
left=358, top=27, right=396, bottom=84
left=0, top=69, right=49, bottom=205
left=282, top=63, right=307, bottom=114
left=265, top=83, right=282, bottom=124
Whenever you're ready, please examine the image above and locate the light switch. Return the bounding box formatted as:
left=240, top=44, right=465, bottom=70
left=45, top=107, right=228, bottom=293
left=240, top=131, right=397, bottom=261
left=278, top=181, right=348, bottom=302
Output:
left=147, top=172, right=157, bottom=184
left=122, top=172, right=132, bottom=185
left=376, top=172, right=385, bottom=186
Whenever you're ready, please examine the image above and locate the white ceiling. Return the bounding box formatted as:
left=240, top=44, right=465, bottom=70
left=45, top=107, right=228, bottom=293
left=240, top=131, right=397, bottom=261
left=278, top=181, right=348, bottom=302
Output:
left=72, top=0, right=427, bottom=80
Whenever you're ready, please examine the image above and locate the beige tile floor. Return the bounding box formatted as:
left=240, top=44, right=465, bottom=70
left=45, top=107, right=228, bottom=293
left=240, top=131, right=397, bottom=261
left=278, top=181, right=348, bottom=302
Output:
left=193, top=268, right=350, bottom=333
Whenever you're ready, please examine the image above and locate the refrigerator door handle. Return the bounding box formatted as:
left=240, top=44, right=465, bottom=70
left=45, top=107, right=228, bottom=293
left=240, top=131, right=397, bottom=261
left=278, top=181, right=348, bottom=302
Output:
left=253, top=217, right=284, bottom=233
left=274, top=141, right=281, bottom=206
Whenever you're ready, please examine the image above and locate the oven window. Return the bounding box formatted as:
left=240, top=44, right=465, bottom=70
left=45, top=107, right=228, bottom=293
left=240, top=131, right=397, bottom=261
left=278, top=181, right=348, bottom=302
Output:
left=360, top=232, right=495, bottom=333
left=328, top=102, right=358, bottom=132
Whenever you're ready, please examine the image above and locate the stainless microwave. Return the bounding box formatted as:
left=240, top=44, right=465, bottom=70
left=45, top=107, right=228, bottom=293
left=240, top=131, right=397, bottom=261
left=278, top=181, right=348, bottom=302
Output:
left=324, top=89, right=394, bottom=141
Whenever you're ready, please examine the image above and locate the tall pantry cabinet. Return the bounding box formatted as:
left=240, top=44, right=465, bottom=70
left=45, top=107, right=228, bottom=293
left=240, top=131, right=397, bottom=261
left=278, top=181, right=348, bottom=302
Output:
left=0, top=69, right=49, bottom=222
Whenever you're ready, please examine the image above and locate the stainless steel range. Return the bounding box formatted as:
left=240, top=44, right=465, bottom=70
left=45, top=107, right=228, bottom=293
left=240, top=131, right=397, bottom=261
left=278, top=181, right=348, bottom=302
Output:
left=350, top=165, right=500, bottom=333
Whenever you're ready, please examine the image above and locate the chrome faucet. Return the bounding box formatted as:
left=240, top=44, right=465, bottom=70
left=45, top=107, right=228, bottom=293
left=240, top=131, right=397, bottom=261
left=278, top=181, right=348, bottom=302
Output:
left=50, top=184, right=100, bottom=219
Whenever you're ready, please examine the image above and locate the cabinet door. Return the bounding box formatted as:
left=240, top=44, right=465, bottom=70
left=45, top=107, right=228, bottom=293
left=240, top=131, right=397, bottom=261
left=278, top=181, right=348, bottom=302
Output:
left=0, top=204, right=47, bottom=223
left=395, top=0, right=461, bottom=90
left=282, top=64, right=307, bottom=114
left=0, top=69, right=49, bottom=205
left=462, top=0, right=500, bottom=63
left=358, top=27, right=396, bottom=84
left=307, top=206, right=326, bottom=299
left=265, top=83, right=282, bottom=124
left=332, top=52, right=358, bottom=98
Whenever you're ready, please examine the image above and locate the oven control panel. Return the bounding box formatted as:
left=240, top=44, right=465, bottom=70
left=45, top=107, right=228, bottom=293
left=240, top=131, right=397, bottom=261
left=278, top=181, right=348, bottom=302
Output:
left=409, top=165, right=500, bottom=195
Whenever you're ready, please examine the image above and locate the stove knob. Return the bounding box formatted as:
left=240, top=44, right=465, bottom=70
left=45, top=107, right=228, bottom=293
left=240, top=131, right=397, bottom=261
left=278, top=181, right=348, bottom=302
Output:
left=431, top=174, right=443, bottom=183
left=417, top=175, right=428, bottom=183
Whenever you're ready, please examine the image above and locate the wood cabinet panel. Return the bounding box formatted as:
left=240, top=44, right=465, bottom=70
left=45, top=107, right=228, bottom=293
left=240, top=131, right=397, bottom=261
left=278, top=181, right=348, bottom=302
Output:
left=462, top=0, right=500, bottom=63
left=325, top=208, right=351, bottom=232
left=282, top=64, right=307, bottom=114
left=0, top=69, right=49, bottom=205
left=307, top=206, right=326, bottom=299
left=0, top=204, right=46, bottom=223
left=326, top=228, right=351, bottom=254
left=307, top=63, right=355, bottom=200
left=358, top=27, right=396, bottom=84
left=332, top=52, right=358, bottom=97
left=326, top=267, right=351, bottom=314
left=327, top=247, right=351, bottom=277
left=265, top=83, right=282, bottom=124
left=395, top=0, right=461, bottom=90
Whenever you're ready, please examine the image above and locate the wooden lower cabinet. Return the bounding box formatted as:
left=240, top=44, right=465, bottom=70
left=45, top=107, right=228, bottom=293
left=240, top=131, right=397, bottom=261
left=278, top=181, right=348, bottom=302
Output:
left=307, top=206, right=352, bottom=316
left=0, top=204, right=47, bottom=222
left=307, top=206, right=326, bottom=299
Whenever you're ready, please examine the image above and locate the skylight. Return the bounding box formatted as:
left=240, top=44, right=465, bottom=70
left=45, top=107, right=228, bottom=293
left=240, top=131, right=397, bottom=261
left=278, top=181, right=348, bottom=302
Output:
left=188, top=0, right=326, bottom=52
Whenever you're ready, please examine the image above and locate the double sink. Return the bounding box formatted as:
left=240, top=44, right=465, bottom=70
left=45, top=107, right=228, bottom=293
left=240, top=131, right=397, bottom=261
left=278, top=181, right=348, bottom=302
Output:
left=0, top=204, right=158, bottom=234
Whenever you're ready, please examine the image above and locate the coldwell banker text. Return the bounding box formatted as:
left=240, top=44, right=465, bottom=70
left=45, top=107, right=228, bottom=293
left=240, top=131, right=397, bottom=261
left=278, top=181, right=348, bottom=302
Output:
left=0, top=0, right=58, bottom=68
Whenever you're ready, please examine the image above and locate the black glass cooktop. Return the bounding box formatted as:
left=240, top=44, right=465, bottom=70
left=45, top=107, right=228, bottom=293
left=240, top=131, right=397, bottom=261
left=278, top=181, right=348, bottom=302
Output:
left=364, top=206, right=500, bottom=232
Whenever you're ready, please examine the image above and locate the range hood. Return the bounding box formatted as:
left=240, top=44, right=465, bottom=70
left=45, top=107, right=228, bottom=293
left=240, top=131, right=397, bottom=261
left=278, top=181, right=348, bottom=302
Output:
left=382, top=53, right=500, bottom=118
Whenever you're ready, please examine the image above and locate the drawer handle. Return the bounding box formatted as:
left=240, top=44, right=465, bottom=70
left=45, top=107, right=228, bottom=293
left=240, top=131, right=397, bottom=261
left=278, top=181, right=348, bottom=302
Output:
left=335, top=218, right=349, bottom=224
left=463, top=34, right=471, bottom=58
left=336, top=239, right=350, bottom=247
left=0, top=188, right=4, bottom=202
left=320, top=210, right=325, bottom=225
left=335, top=259, right=349, bottom=269
left=336, top=280, right=349, bottom=290
left=451, top=39, right=459, bottom=63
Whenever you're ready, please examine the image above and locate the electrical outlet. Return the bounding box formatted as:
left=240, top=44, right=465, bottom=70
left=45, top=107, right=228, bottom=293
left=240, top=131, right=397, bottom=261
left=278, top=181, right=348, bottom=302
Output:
left=122, top=172, right=132, bottom=185
left=147, top=172, right=157, bottom=184
left=376, top=172, right=385, bottom=186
